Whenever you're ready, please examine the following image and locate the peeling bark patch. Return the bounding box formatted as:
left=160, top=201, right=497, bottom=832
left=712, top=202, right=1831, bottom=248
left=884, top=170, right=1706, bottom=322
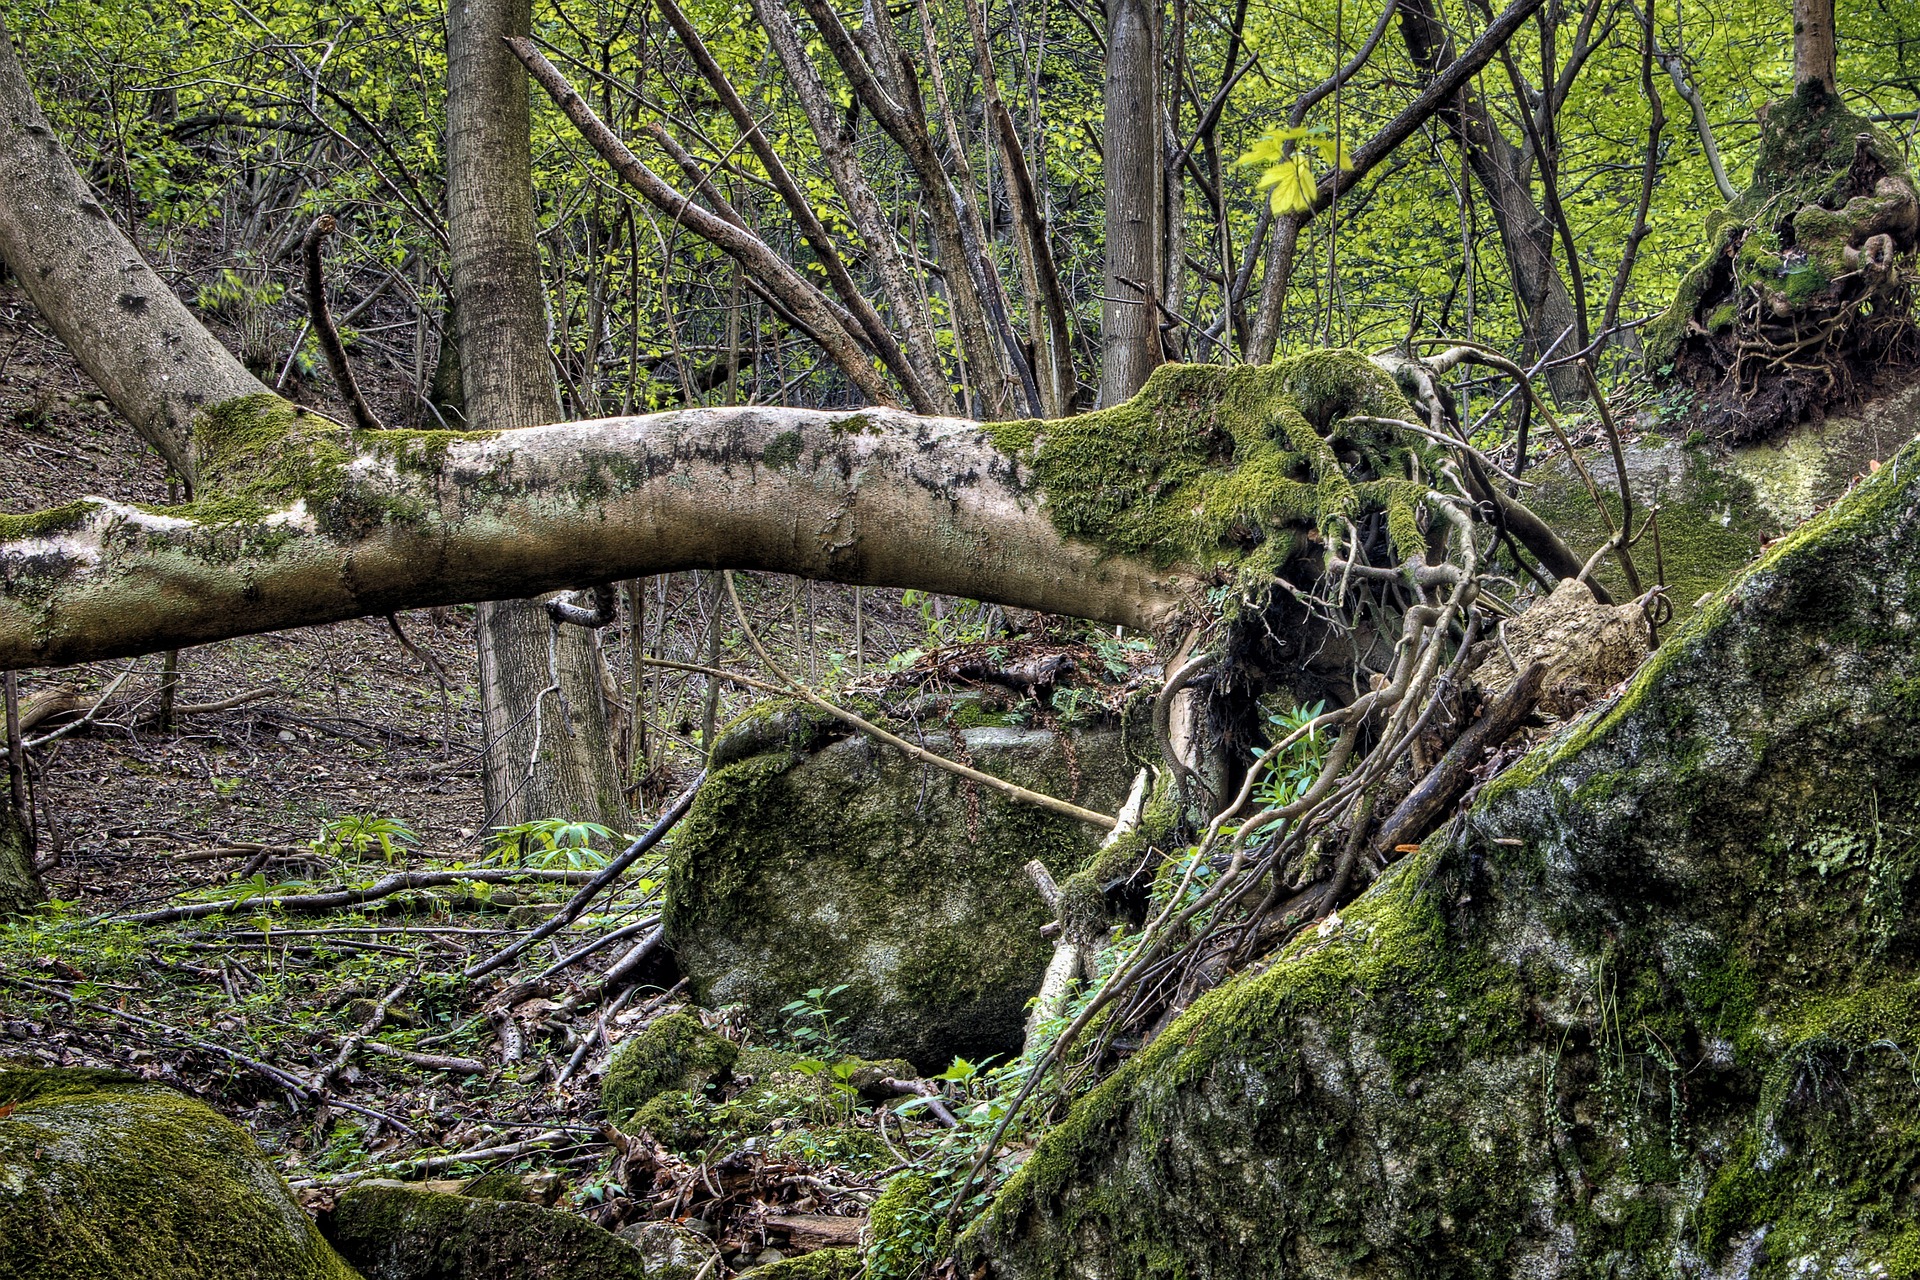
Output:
left=115, top=292, right=148, bottom=315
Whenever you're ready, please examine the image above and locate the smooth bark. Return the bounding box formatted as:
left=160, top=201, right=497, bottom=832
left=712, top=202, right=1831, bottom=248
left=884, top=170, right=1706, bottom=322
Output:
left=1794, top=0, right=1838, bottom=93
left=0, top=405, right=1193, bottom=671
left=0, top=13, right=262, bottom=479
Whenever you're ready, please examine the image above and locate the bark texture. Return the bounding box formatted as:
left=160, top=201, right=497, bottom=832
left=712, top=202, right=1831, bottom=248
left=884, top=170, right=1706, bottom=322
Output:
left=0, top=801, right=39, bottom=918
left=1794, top=0, right=1838, bottom=93
left=0, top=401, right=1195, bottom=670
left=1097, top=0, right=1166, bottom=407
left=0, top=16, right=263, bottom=478
left=446, top=0, right=627, bottom=830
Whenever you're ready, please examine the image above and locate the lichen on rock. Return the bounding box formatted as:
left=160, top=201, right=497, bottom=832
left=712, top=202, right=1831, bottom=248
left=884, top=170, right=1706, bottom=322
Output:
left=965, top=432, right=1920, bottom=1277
left=1518, top=432, right=1779, bottom=625
left=0, top=1065, right=361, bottom=1280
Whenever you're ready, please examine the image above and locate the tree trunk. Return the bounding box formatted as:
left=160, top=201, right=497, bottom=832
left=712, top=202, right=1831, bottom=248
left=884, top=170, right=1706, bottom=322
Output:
left=1098, top=0, right=1165, bottom=407
left=0, top=13, right=262, bottom=479
left=0, top=403, right=1196, bottom=669
left=445, top=0, right=628, bottom=832
left=1794, top=0, right=1837, bottom=94
left=1398, top=0, right=1583, bottom=402
left=0, top=801, right=37, bottom=918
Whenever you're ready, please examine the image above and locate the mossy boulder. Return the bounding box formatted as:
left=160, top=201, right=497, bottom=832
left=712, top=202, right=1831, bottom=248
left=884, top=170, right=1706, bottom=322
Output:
left=967, top=436, right=1920, bottom=1275
left=1519, top=435, right=1778, bottom=626
left=321, top=1183, right=670, bottom=1280
left=737, top=1247, right=861, bottom=1279
left=0, top=1065, right=361, bottom=1279
left=666, top=709, right=1136, bottom=1069
left=626, top=1044, right=909, bottom=1166
left=602, top=1012, right=739, bottom=1128
left=1525, top=381, right=1920, bottom=628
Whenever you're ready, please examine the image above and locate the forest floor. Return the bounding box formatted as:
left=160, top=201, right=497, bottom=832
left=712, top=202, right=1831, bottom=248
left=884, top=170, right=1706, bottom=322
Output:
left=0, top=277, right=1004, bottom=1271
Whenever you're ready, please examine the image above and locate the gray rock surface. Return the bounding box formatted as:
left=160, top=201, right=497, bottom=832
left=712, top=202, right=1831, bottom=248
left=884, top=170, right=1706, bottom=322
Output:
left=665, top=703, right=1137, bottom=1069
left=966, top=432, right=1920, bottom=1275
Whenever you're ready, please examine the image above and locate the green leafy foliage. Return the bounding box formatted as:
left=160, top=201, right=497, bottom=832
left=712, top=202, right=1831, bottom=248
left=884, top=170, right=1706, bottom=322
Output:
left=1236, top=124, right=1350, bottom=214
left=313, top=815, right=418, bottom=864
left=485, top=819, right=616, bottom=870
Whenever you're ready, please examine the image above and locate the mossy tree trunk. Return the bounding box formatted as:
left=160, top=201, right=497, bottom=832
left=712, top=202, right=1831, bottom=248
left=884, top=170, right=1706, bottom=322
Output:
left=445, top=0, right=628, bottom=831
left=1646, top=10, right=1917, bottom=442
left=0, top=801, right=39, bottom=918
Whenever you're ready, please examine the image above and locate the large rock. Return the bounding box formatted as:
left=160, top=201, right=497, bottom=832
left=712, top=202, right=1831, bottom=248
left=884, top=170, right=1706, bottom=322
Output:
left=0, top=1065, right=361, bottom=1279
left=1521, top=435, right=1776, bottom=625
left=1525, top=382, right=1920, bottom=628
left=665, top=702, right=1137, bottom=1069
left=966, top=436, right=1920, bottom=1273
left=321, top=1183, right=673, bottom=1280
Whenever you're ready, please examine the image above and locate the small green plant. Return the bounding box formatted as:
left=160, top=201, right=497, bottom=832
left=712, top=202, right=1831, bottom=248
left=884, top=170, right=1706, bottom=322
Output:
left=900, top=591, right=997, bottom=646
left=195, top=871, right=316, bottom=907
left=790, top=1055, right=863, bottom=1124
left=313, top=815, right=418, bottom=864
left=194, top=266, right=286, bottom=320
left=1091, top=630, right=1154, bottom=680
left=1253, top=700, right=1330, bottom=810
left=780, top=983, right=851, bottom=1056
left=486, top=818, right=617, bottom=870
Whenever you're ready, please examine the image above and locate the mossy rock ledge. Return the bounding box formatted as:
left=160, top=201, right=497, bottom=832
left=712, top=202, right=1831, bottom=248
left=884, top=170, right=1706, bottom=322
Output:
left=0, top=1065, right=361, bottom=1279
left=320, top=1183, right=675, bottom=1280
left=665, top=707, right=1136, bottom=1069
left=966, top=440, right=1920, bottom=1274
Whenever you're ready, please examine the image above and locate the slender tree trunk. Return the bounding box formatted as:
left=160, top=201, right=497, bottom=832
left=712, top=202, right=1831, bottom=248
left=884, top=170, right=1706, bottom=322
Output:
left=446, top=0, right=628, bottom=832
left=1793, top=0, right=1837, bottom=94
left=1099, top=0, right=1166, bottom=406
left=0, top=13, right=260, bottom=478
left=1398, top=0, right=1582, bottom=402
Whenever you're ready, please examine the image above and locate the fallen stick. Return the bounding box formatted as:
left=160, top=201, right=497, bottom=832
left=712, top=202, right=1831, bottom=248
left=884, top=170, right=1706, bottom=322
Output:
left=362, top=1040, right=487, bottom=1074
left=532, top=916, right=661, bottom=983
left=1371, top=661, right=1546, bottom=858
left=464, top=775, right=703, bottom=981
left=311, top=973, right=413, bottom=1091
left=117, top=868, right=604, bottom=925
left=0, top=969, right=416, bottom=1135
left=595, top=925, right=666, bottom=996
